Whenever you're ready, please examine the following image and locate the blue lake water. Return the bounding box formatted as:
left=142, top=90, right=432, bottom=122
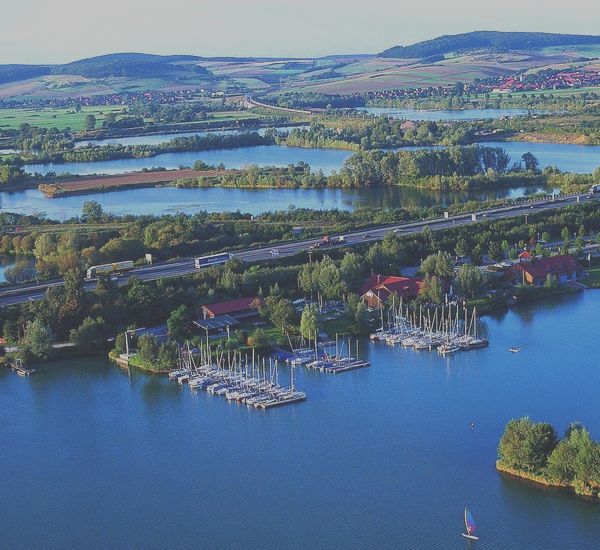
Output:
left=2, top=291, right=600, bottom=549
left=0, top=183, right=551, bottom=221
left=75, top=125, right=307, bottom=148
left=25, top=142, right=600, bottom=178
left=357, top=107, right=538, bottom=121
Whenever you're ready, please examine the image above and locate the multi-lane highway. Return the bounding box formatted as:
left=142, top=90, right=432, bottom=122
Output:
left=0, top=192, right=596, bottom=307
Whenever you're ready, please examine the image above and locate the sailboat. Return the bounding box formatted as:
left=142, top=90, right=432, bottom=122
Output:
left=462, top=507, right=479, bottom=541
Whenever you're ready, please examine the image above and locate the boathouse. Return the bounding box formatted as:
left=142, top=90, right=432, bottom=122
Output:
left=201, top=297, right=262, bottom=320
left=359, top=275, right=424, bottom=308
left=509, top=253, right=584, bottom=286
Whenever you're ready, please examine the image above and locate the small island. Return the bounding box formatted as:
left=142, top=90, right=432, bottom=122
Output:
left=497, top=417, right=600, bottom=499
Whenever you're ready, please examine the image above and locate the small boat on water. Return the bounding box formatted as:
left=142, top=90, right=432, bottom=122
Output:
left=508, top=347, right=521, bottom=353
left=461, top=507, right=479, bottom=541
left=438, top=342, right=460, bottom=356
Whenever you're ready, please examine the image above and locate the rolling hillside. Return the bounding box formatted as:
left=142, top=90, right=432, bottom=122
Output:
left=52, top=53, right=211, bottom=79
left=380, top=31, right=600, bottom=59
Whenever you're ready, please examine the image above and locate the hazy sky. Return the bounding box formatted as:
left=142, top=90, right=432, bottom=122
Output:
left=3, top=0, right=599, bottom=64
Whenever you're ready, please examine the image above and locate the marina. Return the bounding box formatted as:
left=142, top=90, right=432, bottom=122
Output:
left=370, top=303, right=488, bottom=357
left=168, top=345, right=306, bottom=409
left=2, top=291, right=600, bottom=548
left=283, top=336, right=371, bottom=374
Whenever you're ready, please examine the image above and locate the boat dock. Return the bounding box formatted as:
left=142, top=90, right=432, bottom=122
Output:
left=168, top=344, right=306, bottom=410
left=7, top=359, right=36, bottom=377
left=290, top=336, right=371, bottom=374
left=370, top=303, right=488, bottom=358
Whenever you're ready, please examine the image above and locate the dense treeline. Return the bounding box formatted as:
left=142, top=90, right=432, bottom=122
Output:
left=498, top=417, right=600, bottom=498
left=31, top=132, right=272, bottom=165
left=380, top=31, right=600, bottom=59
left=284, top=119, right=478, bottom=150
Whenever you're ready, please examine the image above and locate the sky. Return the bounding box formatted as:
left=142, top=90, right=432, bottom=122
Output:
left=2, top=0, right=599, bottom=64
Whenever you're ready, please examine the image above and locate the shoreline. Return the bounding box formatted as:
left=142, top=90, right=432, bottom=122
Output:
left=496, top=462, right=600, bottom=501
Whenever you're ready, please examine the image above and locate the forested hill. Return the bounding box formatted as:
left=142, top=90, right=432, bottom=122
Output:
left=380, top=31, right=600, bottom=59
left=51, top=53, right=212, bottom=79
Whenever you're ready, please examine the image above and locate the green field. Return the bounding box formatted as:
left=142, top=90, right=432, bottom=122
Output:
left=0, top=105, right=125, bottom=131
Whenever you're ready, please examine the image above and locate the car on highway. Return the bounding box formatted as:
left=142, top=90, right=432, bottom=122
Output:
left=270, top=248, right=280, bottom=256
left=362, top=233, right=370, bottom=239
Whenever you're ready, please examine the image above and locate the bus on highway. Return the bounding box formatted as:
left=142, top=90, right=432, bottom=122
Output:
left=194, top=253, right=231, bottom=269
left=86, top=260, right=135, bottom=279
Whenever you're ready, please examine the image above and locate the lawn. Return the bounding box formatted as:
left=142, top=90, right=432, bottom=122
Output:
left=0, top=105, right=124, bottom=131
left=580, top=264, right=600, bottom=288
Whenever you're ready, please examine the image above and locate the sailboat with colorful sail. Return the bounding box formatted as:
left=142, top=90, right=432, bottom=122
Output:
left=462, top=507, right=479, bottom=541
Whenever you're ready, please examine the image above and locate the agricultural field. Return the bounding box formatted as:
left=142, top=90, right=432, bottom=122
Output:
left=0, top=105, right=125, bottom=131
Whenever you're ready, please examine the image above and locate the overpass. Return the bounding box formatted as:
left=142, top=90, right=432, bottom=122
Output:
left=0, top=192, right=596, bottom=308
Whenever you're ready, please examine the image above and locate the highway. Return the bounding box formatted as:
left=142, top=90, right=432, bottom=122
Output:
left=0, top=192, right=596, bottom=308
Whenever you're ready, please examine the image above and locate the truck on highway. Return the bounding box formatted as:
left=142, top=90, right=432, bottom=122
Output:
left=86, top=260, right=134, bottom=279
left=194, top=252, right=231, bottom=269
left=309, top=235, right=345, bottom=250
left=590, top=184, right=600, bottom=195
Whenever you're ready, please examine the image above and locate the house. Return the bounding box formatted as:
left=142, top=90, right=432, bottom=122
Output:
left=201, top=297, right=262, bottom=320
left=509, top=254, right=584, bottom=286
left=359, top=274, right=424, bottom=309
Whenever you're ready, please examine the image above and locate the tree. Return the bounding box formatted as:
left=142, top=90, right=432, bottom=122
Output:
left=488, top=241, right=503, bottom=261
left=23, top=319, right=54, bottom=360
left=300, top=303, right=319, bottom=343
left=167, top=305, right=191, bottom=341
left=82, top=200, right=103, bottom=221
left=69, top=316, right=106, bottom=350
left=33, top=233, right=57, bottom=259
left=498, top=417, right=558, bottom=474
left=521, top=152, right=539, bottom=172
left=247, top=328, right=268, bottom=348
left=421, top=251, right=453, bottom=278
left=346, top=294, right=370, bottom=334
left=455, top=264, right=487, bottom=298
left=3, top=319, right=19, bottom=342
left=455, top=238, right=469, bottom=258
left=419, top=274, right=444, bottom=304
left=84, top=114, right=96, bottom=131
left=339, top=252, right=365, bottom=292
left=265, top=296, right=295, bottom=333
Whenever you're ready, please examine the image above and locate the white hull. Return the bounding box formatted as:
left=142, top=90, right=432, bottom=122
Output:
left=461, top=533, right=479, bottom=541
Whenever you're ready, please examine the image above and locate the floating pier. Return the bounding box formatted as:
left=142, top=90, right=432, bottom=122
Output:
left=168, top=344, right=306, bottom=410
left=370, top=303, right=488, bottom=358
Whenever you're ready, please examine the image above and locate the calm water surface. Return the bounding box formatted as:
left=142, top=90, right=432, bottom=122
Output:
left=0, top=184, right=552, bottom=220
left=25, top=141, right=600, bottom=177
left=75, top=125, right=308, bottom=148
left=2, top=291, right=600, bottom=549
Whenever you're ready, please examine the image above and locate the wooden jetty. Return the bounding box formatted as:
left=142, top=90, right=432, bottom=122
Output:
left=9, top=359, right=36, bottom=377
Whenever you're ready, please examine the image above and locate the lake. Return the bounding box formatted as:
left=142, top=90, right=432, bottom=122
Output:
left=2, top=291, right=600, bottom=549
left=25, top=141, right=600, bottom=178
left=75, top=125, right=308, bottom=148
left=0, top=183, right=552, bottom=220
left=357, top=107, right=538, bottom=121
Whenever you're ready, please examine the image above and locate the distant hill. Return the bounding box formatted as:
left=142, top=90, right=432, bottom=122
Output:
left=0, top=64, right=51, bottom=85
left=51, top=53, right=212, bottom=79
left=380, top=31, right=600, bottom=59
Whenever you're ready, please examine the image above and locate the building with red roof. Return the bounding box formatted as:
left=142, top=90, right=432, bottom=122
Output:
left=359, top=275, right=424, bottom=308
left=201, top=297, right=262, bottom=319
left=509, top=254, right=583, bottom=286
